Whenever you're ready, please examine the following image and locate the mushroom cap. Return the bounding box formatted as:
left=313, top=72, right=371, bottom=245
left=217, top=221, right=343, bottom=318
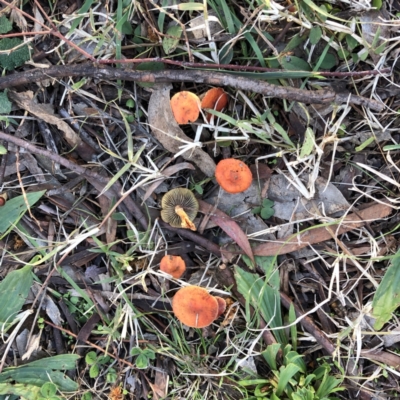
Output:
left=161, top=188, right=199, bottom=228
left=214, top=296, right=227, bottom=317
left=215, top=158, right=253, bottom=194
left=170, top=91, right=201, bottom=124
left=172, top=286, right=219, bottom=328
left=160, top=255, right=186, bottom=279
left=201, top=88, right=229, bottom=120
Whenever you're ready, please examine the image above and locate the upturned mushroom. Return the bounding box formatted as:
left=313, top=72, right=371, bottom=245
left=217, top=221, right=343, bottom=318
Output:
left=170, top=91, right=201, bottom=124
left=172, top=286, right=219, bottom=328
left=161, top=188, right=199, bottom=231
left=214, top=296, right=227, bottom=317
left=201, top=87, right=229, bottom=121
left=160, top=255, right=186, bottom=279
left=215, top=158, right=253, bottom=194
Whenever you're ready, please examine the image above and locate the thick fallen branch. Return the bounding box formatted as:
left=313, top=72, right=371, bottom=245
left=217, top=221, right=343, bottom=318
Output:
left=0, top=64, right=384, bottom=111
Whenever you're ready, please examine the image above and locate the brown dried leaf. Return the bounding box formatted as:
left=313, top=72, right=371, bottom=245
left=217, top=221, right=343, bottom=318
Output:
left=148, top=84, right=216, bottom=177
left=9, top=91, right=95, bottom=161
left=253, top=203, right=392, bottom=256
left=142, top=162, right=195, bottom=202
left=199, top=200, right=254, bottom=263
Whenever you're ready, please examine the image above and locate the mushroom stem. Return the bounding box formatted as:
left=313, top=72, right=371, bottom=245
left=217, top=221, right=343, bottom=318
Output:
left=175, top=205, right=196, bottom=231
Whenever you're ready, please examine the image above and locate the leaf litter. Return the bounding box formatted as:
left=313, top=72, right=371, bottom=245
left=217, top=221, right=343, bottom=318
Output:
left=0, top=0, right=398, bottom=398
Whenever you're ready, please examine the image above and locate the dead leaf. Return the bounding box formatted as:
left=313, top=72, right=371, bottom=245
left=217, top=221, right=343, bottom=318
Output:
left=142, top=162, right=195, bottom=202
left=188, top=11, right=222, bottom=39
left=9, top=91, right=95, bottom=161
left=253, top=203, right=392, bottom=256
left=199, top=200, right=254, bottom=263
left=147, top=85, right=216, bottom=177
left=268, top=174, right=350, bottom=221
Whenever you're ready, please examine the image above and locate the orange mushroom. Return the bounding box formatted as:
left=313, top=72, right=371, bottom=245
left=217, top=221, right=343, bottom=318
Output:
left=214, top=296, right=227, bottom=317
left=215, top=158, right=253, bottom=194
left=201, top=88, right=229, bottom=121
left=160, top=255, right=186, bottom=279
left=172, top=286, right=219, bottom=328
left=170, top=91, right=201, bottom=124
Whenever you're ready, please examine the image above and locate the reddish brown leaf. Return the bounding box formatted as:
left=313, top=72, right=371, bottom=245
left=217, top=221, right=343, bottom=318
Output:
left=253, top=203, right=392, bottom=256
left=198, top=200, right=254, bottom=263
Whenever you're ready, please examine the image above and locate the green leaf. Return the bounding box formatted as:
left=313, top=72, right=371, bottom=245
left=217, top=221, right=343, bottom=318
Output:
left=309, top=26, right=322, bottom=45
left=136, top=353, right=150, bottom=369
left=0, top=191, right=45, bottom=236
left=85, top=351, right=97, bottom=365
left=372, top=0, right=382, bottom=8
left=106, top=369, right=117, bottom=383
left=0, top=16, right=12, bottom=34
left=235, top=261, right=287, bottom=344
left=0, top=368, right=78, bottom=392
left=40, top=382, right=57, bottom=397
left=346, top=34, right=359, bottom=51
left=261, top=206, right=274, bottom=220
left=0, top=144, right=7, bottom=154
left=23, top=355, right=80, bottom=370
left=89, top=364, right=99, bottom=378
left=0, top=91, right=12, bottom=114
left=275, top=363, right=301, bottom=396
left=162, top=25, right=182, bottom=54
left=262, top=343, right=281, bottom=370
left=284, top=33, right=307, bottom=52
left=300, top=127, right=315, bottom=158
left=0, top=264, right=33, bottom=329
left=0, top=38, right=30, bottom=70
left=318, top=53, right=337, bottom=69
left=0, top=383, right=40, bottom=400
left=130, top=347, right=142, bottom=356
left=219, top=44, right=234, bottom=64
left=281, top=56, right=311, bottom=71
left=372, top=251, right=400, bottom=330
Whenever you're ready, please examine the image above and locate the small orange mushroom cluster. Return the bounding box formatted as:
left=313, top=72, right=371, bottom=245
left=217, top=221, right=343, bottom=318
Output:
left=170, top=87, right=229, bottom=125
left=215, top=158, right=253, bottom=194
left=172, top=286, right=226, bottom=328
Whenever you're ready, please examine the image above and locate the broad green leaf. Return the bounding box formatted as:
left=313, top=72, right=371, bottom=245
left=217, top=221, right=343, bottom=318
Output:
left=40, top=382, right=57, bottom=397
left=275, top=363, right=301, bottom=396
left=284, top=33, right=307, bottom=52
left=18, top=355, right=79, bottom=371
left=309, top=26, right=322, bottom=45
left=89, top=364, right=99, bottom=378
left=346, top=34, right=359, bottom=51
left=162, top=25, right=182, bottom=55
left=318, top=53, right=337, bottom=69
left=0, top=16, right=12, bottom=34
left=262, top=343, right=281, bottom=370
left=0, top=38, right=30, bottom=70
left=0, top=191, right=45, bottom=236
left=0, top=369, right=78, bottom=392
left=0, top=91, right=12, bottom=115
left=281, top=56, right=311, bottom=71
left=235, top=262, right=287, bottom=344
left=136, top=353, right=150, bottom=369
left=372, top=250, right=400, bottom=330
left=219, top=44, right=233, bottom=64
left=0, top=144, right=7, bottom=154
left=300, top=127, right=315, bottom=158
left=85, top=351, right=97, bottom=365
left=0, top=264, right=33, bottom=327
left=0, top=383, right=40, bottom=400
left=301, top=0, right=347, bottom=22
